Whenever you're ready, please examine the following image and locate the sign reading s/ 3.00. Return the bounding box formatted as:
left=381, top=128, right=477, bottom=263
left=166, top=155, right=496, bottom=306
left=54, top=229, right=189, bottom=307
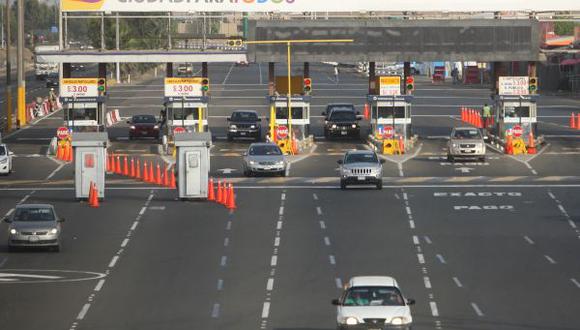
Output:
left=60, top=78, right=99, bottom=98
left=164, top=78, right=203, bottom=97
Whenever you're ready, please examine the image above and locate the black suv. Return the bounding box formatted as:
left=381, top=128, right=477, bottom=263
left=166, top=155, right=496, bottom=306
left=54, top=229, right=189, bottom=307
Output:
left=227, top=110, right=262, bottom=141
left=322, top=104, right=360, bottom=139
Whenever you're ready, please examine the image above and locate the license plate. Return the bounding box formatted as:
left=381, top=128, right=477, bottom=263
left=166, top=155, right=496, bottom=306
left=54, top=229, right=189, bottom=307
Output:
left=240, top=132, right=246, bottom=136
left=29, top=236, right=39, bottom=242
left=357, top=176, right=365, bottom=181
left=341, top=131, right=348, bottom=135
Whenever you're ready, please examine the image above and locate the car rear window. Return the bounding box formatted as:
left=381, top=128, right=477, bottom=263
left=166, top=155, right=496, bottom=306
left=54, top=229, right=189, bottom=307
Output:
left=249, top=145, right=282, bottom=156
left=345, top=153, right=378, bottom=163
left=330, top=110, right=356, bottom=121
left=453, top=129, right=481, bottom=139
left=13, top=207, right=55, bottom=222
left=232, top=112, right=258, bottom=122
left=133, top=115, right=157, bottom=123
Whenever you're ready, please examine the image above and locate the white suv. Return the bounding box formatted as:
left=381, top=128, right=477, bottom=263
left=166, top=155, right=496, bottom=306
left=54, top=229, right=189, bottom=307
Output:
left=333, top=276, right=415, bottom=330
left=0, top=144, right=13, bottom=175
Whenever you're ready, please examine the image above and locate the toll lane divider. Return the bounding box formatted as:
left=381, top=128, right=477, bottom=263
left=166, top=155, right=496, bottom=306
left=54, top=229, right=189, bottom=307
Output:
left=106, top=153, right=176, bottom=189
left=106, top=109, right=121, bottom=127
left=25, top=96, right=63, bottom=124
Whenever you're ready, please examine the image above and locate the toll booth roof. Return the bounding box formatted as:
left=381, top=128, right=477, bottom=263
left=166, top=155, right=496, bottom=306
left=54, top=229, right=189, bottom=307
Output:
left=71, top=132, right=109, bottom=147
left=174, top=132, right=212, bottom=147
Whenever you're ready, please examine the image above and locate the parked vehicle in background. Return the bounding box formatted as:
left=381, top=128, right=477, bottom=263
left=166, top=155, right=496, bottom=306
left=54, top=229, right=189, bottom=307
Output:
left=128, top=115, right=161, bottom=140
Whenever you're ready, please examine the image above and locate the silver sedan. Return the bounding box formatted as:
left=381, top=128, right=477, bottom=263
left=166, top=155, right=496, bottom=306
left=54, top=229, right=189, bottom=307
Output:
left=4, top=204, right=64, bottom=252
left=242, top=143, right=287, bottom=177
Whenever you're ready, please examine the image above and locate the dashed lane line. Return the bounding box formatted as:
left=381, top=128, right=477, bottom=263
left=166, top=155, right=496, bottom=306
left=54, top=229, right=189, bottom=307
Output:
left=430, top=301, right=440, bottom=317
left=76, top=304, right=91, bottom=320
left=108, top=256, right=119, bottom=268
left=523, top=236, right=535, bottom=245
left=452, top=277, right=463, bottom=288
left=571, top=278, right=580, bottom=289
left=471, top=303, right=485, bottom=317
left=94, top=279, right=105, bottom=292
left=544, top=255, right=557, bottom=264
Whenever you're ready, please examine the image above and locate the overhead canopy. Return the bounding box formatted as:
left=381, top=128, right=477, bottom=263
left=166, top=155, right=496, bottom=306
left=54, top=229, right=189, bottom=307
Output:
left=60, top=0, right=580, bottom=13
left=36, top=50, right=246, bottom=64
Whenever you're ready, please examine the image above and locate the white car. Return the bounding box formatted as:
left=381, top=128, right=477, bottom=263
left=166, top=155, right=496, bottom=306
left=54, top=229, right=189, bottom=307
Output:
left=333, top=276, right=415, bottom=330
left=0, top=144, right=13, bottom=175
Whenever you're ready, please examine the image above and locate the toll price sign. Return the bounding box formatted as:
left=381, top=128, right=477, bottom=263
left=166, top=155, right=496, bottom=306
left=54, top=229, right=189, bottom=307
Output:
left=498, top=77, right=529, bottom=96
left=379, top=76, right=401, bottom=96
left=165, top=78, right=203, bottom=97
left=60, top=78, right=99, bottom=98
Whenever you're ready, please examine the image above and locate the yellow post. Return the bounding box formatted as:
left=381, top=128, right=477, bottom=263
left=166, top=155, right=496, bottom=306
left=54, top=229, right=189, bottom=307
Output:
left=286, top=42, right=293, bottom=145
left=17, top=86, right=25, bottom=127
left=198, top=107, right=203, bottom=132
left=5, top=89, right=12, bottom=131
left=269, top=104, right=276, bottom=141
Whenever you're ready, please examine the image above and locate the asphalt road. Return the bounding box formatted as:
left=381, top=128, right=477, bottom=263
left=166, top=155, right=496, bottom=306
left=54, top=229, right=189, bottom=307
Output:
left=1, top=62, right=580, bottom=330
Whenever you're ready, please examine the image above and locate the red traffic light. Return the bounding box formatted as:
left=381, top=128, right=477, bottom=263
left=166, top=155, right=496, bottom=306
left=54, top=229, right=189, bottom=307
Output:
left=405, top=76, right=414, bottom=84
left=303, top=78, right=312, bottom=93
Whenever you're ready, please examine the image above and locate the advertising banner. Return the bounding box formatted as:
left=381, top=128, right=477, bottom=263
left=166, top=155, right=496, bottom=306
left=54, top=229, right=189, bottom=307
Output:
left=61, top=0, right=580, bottom=13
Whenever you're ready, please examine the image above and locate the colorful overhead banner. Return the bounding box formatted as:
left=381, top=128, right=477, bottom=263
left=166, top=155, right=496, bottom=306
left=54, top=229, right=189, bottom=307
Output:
left=61, top=0, right=580, bottom=13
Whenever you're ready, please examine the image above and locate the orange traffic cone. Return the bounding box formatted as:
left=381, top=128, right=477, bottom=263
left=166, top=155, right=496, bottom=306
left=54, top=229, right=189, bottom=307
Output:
left=169, top=169, right=176, bottom=189
left=208, top=178, right=215, bottom=201
left=90, top=184, right=100, bottom=208
left=68, top=144, right=74, bottom=162
left=130, top=158, right=135, bottom=177
left=226, top=183, right=237, bottom=210
left=398, top=135, right=405, bottom=154
left=148, top=161, right=154, bottom=183
left=62, top=143, right=70, bottom=162
left=571, top=113, right=576, bottom=129
left=223, top=182, right=232, bottom=207
left=106, top=153, right=112, bottom=172
left=143, top=161, right=149, bottom=182
left=363, top=103, right=370, bottom=120
left=577, top=114, right=580, bottom=130
left=505, top=134, right=514, bottom=155
left=115, top=156, right=121, bottom=174
left=216, top=180, right=224, bottom=204
left=155, top=163, right=162, bottom=185
left=163, top=165, right=170, bottom=187
left=56, top=143, right=63, bottom=160
left=135, top=159, right=141, bottom=179
left=122, top=156, right=129, bottom=176
left=527, top=131, right=537, bottom=154
left=88, top=181, right=94, bottom=203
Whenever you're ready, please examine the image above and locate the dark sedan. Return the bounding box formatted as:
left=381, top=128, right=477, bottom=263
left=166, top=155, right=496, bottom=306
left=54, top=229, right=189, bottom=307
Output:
left=128, top=114, right=160, bottom=140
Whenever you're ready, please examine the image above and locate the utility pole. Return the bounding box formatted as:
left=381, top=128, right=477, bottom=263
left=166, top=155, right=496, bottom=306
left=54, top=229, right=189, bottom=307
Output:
left=16, top=0, right=25, bottom=128
left=4, top=0, right=11, bottom=131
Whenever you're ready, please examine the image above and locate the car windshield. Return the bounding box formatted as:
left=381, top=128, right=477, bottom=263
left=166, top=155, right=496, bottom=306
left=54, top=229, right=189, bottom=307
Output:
left=133, top=115, right=157, bottom=124
left=330, top=110, right=356, bottom=121
left=343, top=286, right=405, bottom=307
left=13, top=207, right=55, bottom=222
left=249, top=145, right=282, bottom=156
left=345, top=153, right=378, bottom=164
left=232, top=112, right=258, bottom=122
left=0, top=146, right=5, bottom=156
left=453, top=129, right=482, bottom=139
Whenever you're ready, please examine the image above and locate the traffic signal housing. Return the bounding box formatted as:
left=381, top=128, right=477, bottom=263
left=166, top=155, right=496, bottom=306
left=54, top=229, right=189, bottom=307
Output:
left=97, top=78, right=106, bottom=95
left=303, top=78, right=312, bottom=94
left=529, top=77, right=538, bottom=94
left=405, top=76, right=415, bottom=93
left=227, top=39, right=243, bottom=47
left=201, top=78, right=210, bottom=93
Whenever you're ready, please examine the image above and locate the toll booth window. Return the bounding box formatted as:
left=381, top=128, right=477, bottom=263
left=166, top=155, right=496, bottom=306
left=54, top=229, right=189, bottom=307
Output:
left=84, top=153, right=95, bottom=168
left=68, top=108, right=97, bottom=121
left=504, top=106, right=530, bottom=118
left=377, top=106, right=405, bottom=119
left=173, top=107, right=199, bottom=120
left=276, top=107, right=304, bottom=119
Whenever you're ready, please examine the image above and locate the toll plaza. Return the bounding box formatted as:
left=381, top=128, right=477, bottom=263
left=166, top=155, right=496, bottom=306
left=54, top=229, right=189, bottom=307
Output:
left=71, top=132, right=108, bottom=200
left=366, top=75, right=415, bottom=155
left=60, top=78, right=107, bottom=132
left=174, top=132, right=212, bottom=200
left=160, top=77, right=210, bottom=153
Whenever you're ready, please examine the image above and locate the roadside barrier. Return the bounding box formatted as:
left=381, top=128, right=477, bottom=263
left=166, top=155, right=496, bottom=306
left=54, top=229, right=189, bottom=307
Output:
left=106, top=109, right=122, bottom=127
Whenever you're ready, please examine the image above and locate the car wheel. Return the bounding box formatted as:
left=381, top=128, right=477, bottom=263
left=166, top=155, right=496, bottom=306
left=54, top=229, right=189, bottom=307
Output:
left=376, top=180, right=383, bottom=190
left=243, top=169, right=252, bottom=177
left=479, top=156, right=486, bottom=162
left=7, top=245, right=15, bottom=252
left=340, top=180, right=347, bottom=190
left=448, top=155, right=455, bottom=163
left=227, top=135, right=233, bottom=142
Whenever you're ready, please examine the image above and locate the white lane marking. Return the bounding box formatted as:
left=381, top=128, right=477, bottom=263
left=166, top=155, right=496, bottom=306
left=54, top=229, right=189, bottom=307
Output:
left=571, top=278, right=580, bottom=289
left=471, top=302, right=484, bottom=317
left=329, top=255, right=336, bottom=265
left=412, top=235, right=420, bottom=245
left=417, top=254, right=425, bottom=264
left=0, top=257, right=7, bottom=268
left=558, top=204, right=568, bottom=216
left=312, top=193, right=318, bottom=200
left=324, top=237, right=331, bottom=246
left=423, top=276, right=432, bottom=289
left=139, top=207, right=146, bottom=215
left=316, top=206, right=322, bottom=215
left=409, top=220, right=415, bottom=229
left=224, top=237, right=230, bottom=247
left=20, top=194, right=31, bottom=204
left=335, top=277, right=342, bottom=289
left=319, top=221, right=326, bottom=229
left=274, top=237, right=280, bottom=247
left=222, top=63, right=235, bottom=85
left=544, top=255, right=557, bottom=264
left=147, top=193, right=154, bottom=202
left=285, top=162, right=291, bottom=177
left=220, top=256, right=228, bottom=267
left=266, top=278, right=274, bottom=291
left=436, top=254, right=447, bottom=264
left=226, top=221, right=232, bottom=230
left=281, top=193, right=286, bottom=201
left=279, top=206, right=284, bottom=216
left=398, top=163, right=404, bottom=177
left=108, top=256, right=119, bottom=268
left=45, top=163, right=65, bottom=180
left=405, top=206, right=412, bottom=215
left=217, top=279, right=224, bottom=291
left=569, top=220, right=577, bottom=229
left=453, top=277, right=463, bottom=288
left=94, top=279, right=105, bottom=292
left=430, top=301, right=439, bottom=317
left=270, top=255, right=278, bottom=266
left=424, top=236, right=433, bottom=244
left=130, top=221, right=139, bottom=231
left=402, top=192, right=408, bottom=200
left=76, top=304, right=91, bottom=320
left=121, top=238, right=129, bottom=248
left=276, top=221, right=283, bottom=230
left=211, top=303, right=220, bottom=318
left=261, top=302, right=271, bottom=318
left=548, top=192, right=556, bottom=199
left=258, top=62, right=263, bottom=84
left=4, top=208, right=15, bottom=218
left=523, top=236, right=535, bottom=245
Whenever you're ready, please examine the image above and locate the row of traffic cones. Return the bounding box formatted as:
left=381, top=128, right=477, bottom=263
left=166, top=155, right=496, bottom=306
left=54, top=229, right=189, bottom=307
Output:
left=460, top=107, right=493, bottom=128
left=88, top=181, right=100, bottom=208
left=106, top=153, right=176, bottom=189
left=207, top=178, right=237, bottom=210
left=570, top=113, right=580, bottom=130
left=56, top=142, right=73, bottom=162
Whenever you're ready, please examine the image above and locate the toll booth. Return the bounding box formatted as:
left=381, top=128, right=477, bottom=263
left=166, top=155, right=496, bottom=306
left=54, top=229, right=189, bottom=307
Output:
left=367, top=95, right=414, bottom=140
left=161, top=78, right=210, bottom=152
left=490, top=77, right=539, bottom=139
left=71, top=132, right=108, bottom=200
left=268, top=95, right=311, bottom=140
left=60, top=78, right=107, bottom=132
left=175, top=132, right=212, bottom=200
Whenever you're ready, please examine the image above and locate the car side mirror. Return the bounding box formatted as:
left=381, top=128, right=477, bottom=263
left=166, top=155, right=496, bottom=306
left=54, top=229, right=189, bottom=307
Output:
left=126, top=120, right=131, bottom=124
left=337, top=159, right=343, bottom=165
left=356, top=116, right=362, bottom=121
left=406, top=298, right=416, bottom=306
left=331, top=299, right=341, bottom=306
left=242, top=152, right=247, bottom=156
left=226, top=118, right=230, bottom=121
left=483, top=136, right=490, bottom=142
left=9, top=151, right=14, bottom=156
left=3, top=217, right=12, bottom=223
left=380, top=159, right=386, bottom=164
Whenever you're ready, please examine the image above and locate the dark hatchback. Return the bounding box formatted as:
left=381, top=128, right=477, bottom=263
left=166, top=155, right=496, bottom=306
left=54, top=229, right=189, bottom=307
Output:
left=323, top=104, right=361, bottom=139
left=227, top=110, right=262, bottom=141
left=128, top=114, right=160, bottom=140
